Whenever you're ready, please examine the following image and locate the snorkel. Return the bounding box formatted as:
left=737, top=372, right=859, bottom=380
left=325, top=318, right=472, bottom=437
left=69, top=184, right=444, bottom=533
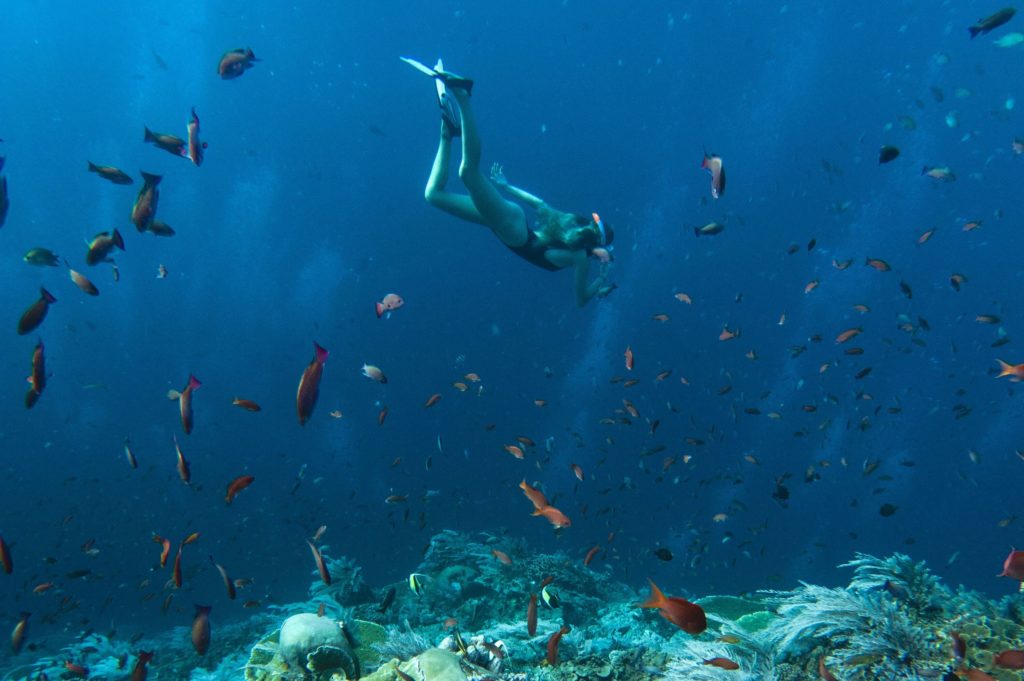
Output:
left=592, top=212, right=608, bottom=246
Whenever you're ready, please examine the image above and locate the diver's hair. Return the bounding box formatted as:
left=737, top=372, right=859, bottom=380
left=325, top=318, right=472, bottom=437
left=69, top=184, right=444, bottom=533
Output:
left=536, top=205, right=612, bottom=250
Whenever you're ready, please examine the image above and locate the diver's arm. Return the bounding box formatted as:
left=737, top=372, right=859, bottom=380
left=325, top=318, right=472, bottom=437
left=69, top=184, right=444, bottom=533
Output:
left=490, top=163, right=545, bottom=209
left=573, top=252, right=607, bottom=307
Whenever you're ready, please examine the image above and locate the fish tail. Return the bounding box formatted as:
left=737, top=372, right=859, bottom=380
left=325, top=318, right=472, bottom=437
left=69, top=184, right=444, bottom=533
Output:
left=693, top=227, right=701, bottom=238
left=638, top=579, right=665, bottom=609
left=968, top=25, right=980, bottom=39
left=144, top=127, right=156, bottom=143
left=40, top=287, right=56, bottom=304
left=87, top=161, right=98, bottom=173
left=313, top=342, right=329, bottom=363
left=112, top=229, right=125, bottom=251
left=140, top=170, right=162, bottom=186
left=194, top=603, right=212, bottom=616
left=188, top=374, right=202, bottom=391
left=996, top=359, right=1019, bottom=377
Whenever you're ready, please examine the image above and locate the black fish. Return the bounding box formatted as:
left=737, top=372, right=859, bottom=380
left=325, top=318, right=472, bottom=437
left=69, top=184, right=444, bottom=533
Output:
left=969, top=7, right=1016, bottom=38
left=879, top=503, right=898, bottom=517
left=377, top=586, right=396, bottom=613
left=653, top=547, right=673, bottom=561
left=878, top=145, right=900, bottom=164
left=899, top=280, right=912, bottom=299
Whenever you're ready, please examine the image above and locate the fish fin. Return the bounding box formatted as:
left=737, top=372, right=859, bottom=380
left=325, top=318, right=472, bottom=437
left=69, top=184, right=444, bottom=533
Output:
left=167, top=390, right=181, bottom=400
left=87, top=161, right=98, bottom=172
left=313, top=342, right=329, bottom=363
left=376, top=302, right=384, bottom=318
left=638, top=578, right=665, bottom=609
left=188, top=374, right=202, bottom=391
left=144, top=127, right=156, bottom=143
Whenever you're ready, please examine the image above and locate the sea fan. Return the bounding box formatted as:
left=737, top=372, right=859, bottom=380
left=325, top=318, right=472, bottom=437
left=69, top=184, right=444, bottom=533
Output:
left=763, top=583, right=876, bottom=655
left=371, top=620, right=433, bottom=661
left=663, top=636, right=771, bottom=681
left=840, top=552, right=949, bottom=615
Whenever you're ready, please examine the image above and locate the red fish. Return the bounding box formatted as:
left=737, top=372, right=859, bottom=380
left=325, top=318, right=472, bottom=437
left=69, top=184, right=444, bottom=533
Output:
left=638, top=579, right=707, bottom=634
left=297, top=342, right=328, bottom=425
left=232, top=398, right=261, bottom=412
left=996, top=650, right=1024, bottom=669
left=376, top=293, right=404, bottom=318
left=818, top=657, right=838, bottom=681
left=519, top=479, right=550, bottom=511
left=169, top=374, right=202, bottom=434
left=701, top=153, right=726, bottom=198
left=191, top=604, right=212, bottom=655
left=535, top=505, right=571, bottom=528
left=225, top=475, right=254, bottom=504
left=218, top=48, right=259, bottom=79
left=64, top=662, right=89, bottom=678
left=378, top=406, right=389, bottom=425
left=865, top=257, right=891, bottom=272
left=307, top=539, right=331, bottom=586
left=545, top=625, right=570, bottom=666
left=1000, top=549, right=1024, bottom=580
left=85, top=229, right=125, bottom=266
left=131, top=651, right=154, bottom=681
left=583, top=545, right=601, bottom=566
left=25, top=340, right=46, bottom=409
left=704, top=658, right=739, bottom=670
left=172, top=542, right=183, bottom=588
left=186, top=108, right=207, bottom=167
left=491, top=549, right=512, bottom=565
left=18, top=287, right=56, bottom=335
left=424, top=393, right=442, bottom=408
left=624, top=345, right=634, bottom=371
left=527, top=593, right=538, bottom=636
left=130, top=172, right=162, bottom=232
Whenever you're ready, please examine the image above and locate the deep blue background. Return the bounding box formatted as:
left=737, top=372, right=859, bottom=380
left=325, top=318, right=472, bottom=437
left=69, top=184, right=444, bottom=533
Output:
left=1, top=0, right=1022, bottom=652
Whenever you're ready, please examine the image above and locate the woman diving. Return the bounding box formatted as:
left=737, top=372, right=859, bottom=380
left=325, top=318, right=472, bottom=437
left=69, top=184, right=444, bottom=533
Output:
left=411, top=58, right=614, bottom=307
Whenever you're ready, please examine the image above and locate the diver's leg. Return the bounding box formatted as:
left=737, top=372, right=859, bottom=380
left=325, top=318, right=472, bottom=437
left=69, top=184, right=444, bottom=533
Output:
left=451, top=88, right=527, bottom=243
left=424, top=125, right=486, bottom=224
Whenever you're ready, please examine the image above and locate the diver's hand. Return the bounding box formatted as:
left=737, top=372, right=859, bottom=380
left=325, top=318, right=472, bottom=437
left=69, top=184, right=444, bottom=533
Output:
left=490, top=163, right=509, bottom=189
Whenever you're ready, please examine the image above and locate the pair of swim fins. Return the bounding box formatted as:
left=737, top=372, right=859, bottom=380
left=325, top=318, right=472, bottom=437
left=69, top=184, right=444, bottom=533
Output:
left=401, top=56, right=472, bottom=137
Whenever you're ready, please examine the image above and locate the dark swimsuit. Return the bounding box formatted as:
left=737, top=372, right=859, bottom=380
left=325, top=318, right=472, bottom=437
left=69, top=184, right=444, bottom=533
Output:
left=505, top=229, right=561, bottom=271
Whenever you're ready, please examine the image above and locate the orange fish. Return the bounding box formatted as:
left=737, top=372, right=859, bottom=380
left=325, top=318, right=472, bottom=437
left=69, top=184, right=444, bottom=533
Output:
left=424, top=393, right=442, bottom=408
left=637, top=579, right=707, bottom=634
left=17, top=287, right=56, bottom=335
left=917, top=228, right=936, bottom=245
left=996, top=360, right=1024, bottom=381
left=963, top=219, right=983, bottom=232
left=534, top=399, right=547, bottom=407
left=865, top=257, right=891, bottom=272
left=464, top=372, right=482, bottom=382
left=505, top=444, right=525, bottom=459
left=66, top=260, right=99, bottom=295
left=11, top=612, right=29, bottom=654
left=307, top=539, right=331, bottom=585
left=32, top=581, right=54, bottom=594
left=832, top=258, right=853, bottom=270
left=819, top=657, right=838, bottom=681
left=153, top=534, right=171, bottom=567
left=516, top=436, right=536, bottom=447
left=655, top=370, right=672, bottom=381
left=130, top=172, right=161, bottom=232
left=174, top=436, right=191, bottom=484
left=232, top=397, right=261, bottom=412
left=217, top=48, right=259, bottom=79
left=297, top=342, right=328, bottom=425
left=804, top=279, right=819, bottom=294
left=375, top=293, right=404, bottom=318
left=835, top=327, right=863, bottom=344
left=183, top=532, right=201, bottom=545
left=651, top=313, right=670, bottom=322
left=624, top=345, right=634, bottom=371
left=527, top=593, right=538, bottom=636
left=519, top=479, right=550, bottom=510
left=571, top=463, right=585, bottom=481
left=583, top=545, right=601, bottom=566
left=378, top=406, right=388, bottom=425
left=535, top=505, right=571, bottom=528
left=186, top=107, right=207, bottom=166
left=674, top=292, right=693, bottom=304
left=704, top=658, right=740, bottom=670
left=169, top=374, right=202, bottom=435
left=491, top=549, right=512, bottom=565
left=191, top=604, right=212, bottom=655
left=719, top=326, right=740, bottom=341
left=545, top=625, right=571, bottom=666
left=225, top=475, right=255, bottom=504
left=701, top=152, right=726, bottom=198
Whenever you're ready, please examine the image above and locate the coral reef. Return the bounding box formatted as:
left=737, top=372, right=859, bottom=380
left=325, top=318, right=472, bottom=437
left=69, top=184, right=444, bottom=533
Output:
left=6, top=534, right=1024, bottom=681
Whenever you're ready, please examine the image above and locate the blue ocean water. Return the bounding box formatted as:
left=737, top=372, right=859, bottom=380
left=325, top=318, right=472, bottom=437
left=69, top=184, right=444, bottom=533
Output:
left=1, top=0, right=1023, bottom=670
